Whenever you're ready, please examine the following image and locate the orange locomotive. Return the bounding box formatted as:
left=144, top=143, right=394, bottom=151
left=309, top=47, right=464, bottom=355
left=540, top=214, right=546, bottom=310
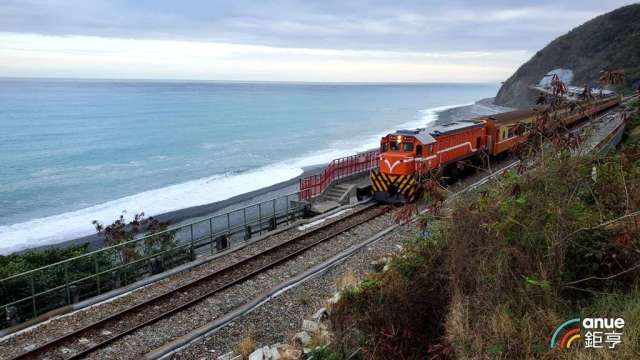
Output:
left=370, top=94, right=621, bottom=203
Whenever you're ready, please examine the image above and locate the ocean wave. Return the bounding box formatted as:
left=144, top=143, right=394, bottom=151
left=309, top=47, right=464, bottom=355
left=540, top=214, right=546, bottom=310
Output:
left=0, top=102, right=471, bottom=255
left=0, top=163, right=302, bottom=254
left=349, top=102, right=473, bottom=153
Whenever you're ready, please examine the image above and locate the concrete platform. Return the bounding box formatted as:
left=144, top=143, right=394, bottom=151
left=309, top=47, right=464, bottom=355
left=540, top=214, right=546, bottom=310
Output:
left=309, top=173, right=372, bottom=214
left=578, top=105, right=628, bottom=153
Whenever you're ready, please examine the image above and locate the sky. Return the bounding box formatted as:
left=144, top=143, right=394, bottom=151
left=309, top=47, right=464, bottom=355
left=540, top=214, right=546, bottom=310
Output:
left=0, top=0, right=637, bottom=82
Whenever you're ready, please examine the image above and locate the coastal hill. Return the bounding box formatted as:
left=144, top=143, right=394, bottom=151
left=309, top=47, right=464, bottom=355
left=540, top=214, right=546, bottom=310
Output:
left=495, top=4, right=640, bottom=108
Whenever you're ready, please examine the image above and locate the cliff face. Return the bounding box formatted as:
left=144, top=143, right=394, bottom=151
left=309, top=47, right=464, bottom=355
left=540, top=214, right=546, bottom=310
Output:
left=495, top=4, right=640, bottom=108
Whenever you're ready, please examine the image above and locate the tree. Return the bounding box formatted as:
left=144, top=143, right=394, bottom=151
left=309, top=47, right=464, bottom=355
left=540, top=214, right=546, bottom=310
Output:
left=93, top=211, right=174, bottom=265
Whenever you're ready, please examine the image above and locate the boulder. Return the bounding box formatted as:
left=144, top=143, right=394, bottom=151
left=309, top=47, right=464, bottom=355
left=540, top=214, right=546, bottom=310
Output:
left=312, top=307, right=328, bottom=322
left=248, top=346, right=271, bottom=360
left=327, top=292, right=341, bottom=305
left=292, top=331, right=312, bottom=347
left=270, top=344, right=302, bottom=360
left=302, top=319, right=319, bottom=333
left=217, top=352, right=239, bottom=360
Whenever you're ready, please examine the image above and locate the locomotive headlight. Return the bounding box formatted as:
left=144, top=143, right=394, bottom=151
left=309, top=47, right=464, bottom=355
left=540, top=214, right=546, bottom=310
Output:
left=397, top=136, right=402, bottom=142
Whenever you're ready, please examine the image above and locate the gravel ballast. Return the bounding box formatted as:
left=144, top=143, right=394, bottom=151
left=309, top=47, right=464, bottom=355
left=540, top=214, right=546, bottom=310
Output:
left=86, top=208, right=394, bottom=359
left=169, top=220, right=417, bottom=359
left=0, top=204, right=373, bottom=360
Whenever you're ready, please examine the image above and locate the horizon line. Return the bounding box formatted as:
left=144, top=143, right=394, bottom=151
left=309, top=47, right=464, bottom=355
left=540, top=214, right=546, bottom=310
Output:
left=0, top=76, right=503, bottom=86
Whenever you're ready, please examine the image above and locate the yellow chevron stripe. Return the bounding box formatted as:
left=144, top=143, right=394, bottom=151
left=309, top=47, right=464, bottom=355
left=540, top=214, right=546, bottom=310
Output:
left=371, top=171, right=387, bottom=192
left=406, top=185, right=416, bottom=197
left=371, top=178, right=379, bottom=192
left=397, top=176, right=411, bottom=192
left=369, top=173, right=377, bottom=191
left=373, top=177, right=384, bottom=192
left=370, top=172, right=382, bottom=192
left=370, top=172, right=379, bottom=191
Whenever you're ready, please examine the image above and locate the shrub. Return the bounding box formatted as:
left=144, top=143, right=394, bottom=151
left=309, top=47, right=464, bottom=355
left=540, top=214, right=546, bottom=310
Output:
left=331, top=236, right=449, bottom=360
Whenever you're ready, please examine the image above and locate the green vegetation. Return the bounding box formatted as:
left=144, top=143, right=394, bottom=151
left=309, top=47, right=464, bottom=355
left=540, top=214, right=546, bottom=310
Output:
left=326, top=101, right=640, bottom=359
left=0, top=244, right=92, bottom=279
left=0, top=212, right=181, bottom=329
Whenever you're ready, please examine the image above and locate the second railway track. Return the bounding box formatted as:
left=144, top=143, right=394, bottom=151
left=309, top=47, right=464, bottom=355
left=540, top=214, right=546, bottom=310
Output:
left=9, top=203, right=389, bottom=360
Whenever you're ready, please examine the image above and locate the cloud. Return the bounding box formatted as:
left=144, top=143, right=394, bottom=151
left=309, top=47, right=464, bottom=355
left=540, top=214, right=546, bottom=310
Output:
left=1, top=1, right=636, bottom=51
left=0, top=32, right=529, bottom=82
left=0, top=1, right=636, bottom=80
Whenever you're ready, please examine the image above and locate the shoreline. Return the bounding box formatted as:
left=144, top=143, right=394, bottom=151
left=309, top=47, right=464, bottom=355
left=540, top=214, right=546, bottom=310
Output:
left=7, top=97, right=510, bottom=256
left=16, top=163, right=326, bottom=255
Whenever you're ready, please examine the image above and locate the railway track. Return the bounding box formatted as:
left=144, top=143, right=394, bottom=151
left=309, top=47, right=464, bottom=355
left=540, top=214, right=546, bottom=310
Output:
left=9, top=204, right=389, bottom=360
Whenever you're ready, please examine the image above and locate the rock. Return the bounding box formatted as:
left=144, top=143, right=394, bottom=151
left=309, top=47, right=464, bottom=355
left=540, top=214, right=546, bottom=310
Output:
left=101, top=330, right=113, bottom=336
left=270, top=346, right=281, bottom=360
left=312, top=308, right=328, bottom=322
left=249, top=346, right=271, bottom=360
left=302, top=319, right=319, bottom=333
left=59, top=347, right=72, bottom=355
left=283, top=346, right=302, bottom=359
left=292, top=331, right=312, bottom=347
left=327, top=292, right=341, bottom=305
left=266, top=344, right=302, bottom=360
left=382, top=263, right=390, bottom=272
left=78, top=338, right=90, bottom=345
left=370, top=259, right=385, bottom=272
left=23, top=344, right=36, bottom=352
left=267, top=343, right=283, bottom=359
left=248, top=348, right=263, bottom=360
left=217, top=352, right=236, bottom=360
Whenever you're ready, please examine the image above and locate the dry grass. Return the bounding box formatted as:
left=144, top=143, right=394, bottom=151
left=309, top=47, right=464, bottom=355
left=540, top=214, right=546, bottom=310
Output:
left=325, top=105, right=640, bottom=359
left=336, top=270, right=358, bottom=291
left=237, top=331, right=257, bottom=359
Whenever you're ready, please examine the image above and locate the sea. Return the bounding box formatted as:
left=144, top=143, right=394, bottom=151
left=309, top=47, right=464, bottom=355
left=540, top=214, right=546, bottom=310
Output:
left=0, top=78, right=499, bottom=254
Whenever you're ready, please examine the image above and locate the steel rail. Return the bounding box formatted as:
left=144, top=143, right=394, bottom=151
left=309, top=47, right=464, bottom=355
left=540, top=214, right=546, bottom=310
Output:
left=10, top=204, right=388, bottom=360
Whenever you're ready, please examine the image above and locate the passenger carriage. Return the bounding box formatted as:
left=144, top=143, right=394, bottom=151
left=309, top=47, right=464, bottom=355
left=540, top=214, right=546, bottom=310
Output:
left=371, top=94, right=622, bottom=203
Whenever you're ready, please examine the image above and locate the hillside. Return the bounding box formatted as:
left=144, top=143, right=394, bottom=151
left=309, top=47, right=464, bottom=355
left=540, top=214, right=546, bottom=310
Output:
left=323, top=99, right=640, bottom=359
left=495, top=4, right=640, bottom=108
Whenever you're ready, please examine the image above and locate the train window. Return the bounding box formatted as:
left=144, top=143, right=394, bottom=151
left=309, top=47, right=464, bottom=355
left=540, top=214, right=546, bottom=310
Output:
left=403, top=143, right=414, bottom=152
left=381, top=143, right=388, bottom=152
left=508, top=127, right=517, bottom=138
left=416, top=145, right=423, bottom=156
left=390, top=142, right=400, bottom=151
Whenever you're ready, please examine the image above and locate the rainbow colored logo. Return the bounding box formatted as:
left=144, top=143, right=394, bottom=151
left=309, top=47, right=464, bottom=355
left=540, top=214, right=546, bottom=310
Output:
left=550, top=318, right=581, bottom=349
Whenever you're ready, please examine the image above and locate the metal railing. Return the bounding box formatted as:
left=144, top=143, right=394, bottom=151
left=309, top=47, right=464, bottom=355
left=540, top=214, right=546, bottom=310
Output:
left=0, top=192, right=308, bottom=330
left=299, top=149, right=379, bottom=200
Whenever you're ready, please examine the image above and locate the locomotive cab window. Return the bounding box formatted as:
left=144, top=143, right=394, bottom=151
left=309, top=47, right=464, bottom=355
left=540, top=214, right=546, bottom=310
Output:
left=390, top=142, right=400, bottom=151
left=381, top=143, right=388, bottom=152
left=416, top=145, right=423, bottom=156
left=403, top=142, right=414, bottom=152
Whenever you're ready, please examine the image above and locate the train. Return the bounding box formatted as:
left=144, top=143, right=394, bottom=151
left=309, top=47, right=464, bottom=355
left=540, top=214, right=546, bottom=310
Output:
left=370, top=92, right=622, bottom=203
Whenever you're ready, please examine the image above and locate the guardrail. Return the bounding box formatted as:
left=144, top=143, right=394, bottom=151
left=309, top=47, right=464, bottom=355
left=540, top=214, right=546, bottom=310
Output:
left=299, top=149, right=379, bottom=200
left=0, top=192, right=307, bottom=330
